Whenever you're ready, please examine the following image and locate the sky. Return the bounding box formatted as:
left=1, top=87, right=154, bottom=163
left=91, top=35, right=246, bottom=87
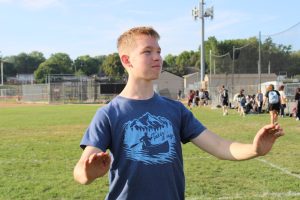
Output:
left=0, top=0, right=299, bottom=59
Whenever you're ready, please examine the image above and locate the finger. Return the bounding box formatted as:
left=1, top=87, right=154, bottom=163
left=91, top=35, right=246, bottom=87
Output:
left=274, top=123, right=281, bottom=130
left=100, top=152, right=111, bottom=163
left=84, top=158, right=89, bottom=167
left=262, top=124, right=276, bottom=131
left=88, top=153, right=97, bottom=164
left=257, top=124, right=275, bottom=136
left=273, top=129, right=284, bottom=138
left=271, top=126, right=283, bottom=134
left=93, top=152, right=110, bottom=163
left=98, top=151, right=108, bottom=156
left=267, top=123, right=283, bottom=133
left=96, top=152, right=109, bottom=159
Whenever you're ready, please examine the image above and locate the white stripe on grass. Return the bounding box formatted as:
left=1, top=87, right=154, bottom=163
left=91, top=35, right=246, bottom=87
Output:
left=256, top=158, right=300, bottom=180
left=186, top=191, right=300, bottom=200
left=218, top=192, right=300, bottom=199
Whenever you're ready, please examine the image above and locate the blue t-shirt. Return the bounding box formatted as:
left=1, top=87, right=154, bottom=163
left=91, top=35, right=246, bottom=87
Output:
left=80, top=93, right=206, bottom=200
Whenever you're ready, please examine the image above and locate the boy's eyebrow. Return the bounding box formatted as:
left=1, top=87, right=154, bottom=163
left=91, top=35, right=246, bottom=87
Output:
left=142, top=46, right=161, bottom=51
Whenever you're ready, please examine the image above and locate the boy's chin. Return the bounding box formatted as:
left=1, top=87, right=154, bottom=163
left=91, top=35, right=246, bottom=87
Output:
left=145, top=75, right=160, bottom=81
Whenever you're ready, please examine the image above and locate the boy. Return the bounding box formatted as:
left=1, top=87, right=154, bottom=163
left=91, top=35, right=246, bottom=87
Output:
left=73, top=26, right=284, bottom=200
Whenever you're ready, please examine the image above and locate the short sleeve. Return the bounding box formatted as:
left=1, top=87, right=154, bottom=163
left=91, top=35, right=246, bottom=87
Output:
left=80, top=108, right=111, bottom=151
left=296, top=94, right=300, bottom=101
left=265, top=91, right=269, bottom=98
left=180, top=105, right=206, bottom=144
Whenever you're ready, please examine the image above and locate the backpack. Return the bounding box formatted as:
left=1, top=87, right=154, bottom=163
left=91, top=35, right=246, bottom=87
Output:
left=268, top=91, right=279, bottom=104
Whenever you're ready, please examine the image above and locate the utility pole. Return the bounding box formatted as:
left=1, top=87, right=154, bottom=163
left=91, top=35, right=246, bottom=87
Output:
left=258, top=31, right=262, bottom=91
left=1, top=61, right=3, bottom=86
left=209, top=49, right=212, bottom=89
left=0, top=51, right=4, bottom=86
left=192, top=0, right=213, bottom=83
left=231, top=46, right=235, bottom=100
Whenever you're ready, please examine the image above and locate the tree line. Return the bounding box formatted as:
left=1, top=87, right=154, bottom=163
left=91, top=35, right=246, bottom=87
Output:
left=1, top=37, right=300, bottom=83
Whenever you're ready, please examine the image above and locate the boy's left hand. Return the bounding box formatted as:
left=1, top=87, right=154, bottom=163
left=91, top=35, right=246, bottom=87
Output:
left=253, top=123, right=284, bottom=156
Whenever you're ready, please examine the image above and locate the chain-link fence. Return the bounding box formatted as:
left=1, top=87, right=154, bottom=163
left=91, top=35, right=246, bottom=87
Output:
left=184, top=82, right=300, bottom=109
left=0, top=87, right=19, bottom=103
left=1, top=82, right=299, bottom=107
left=0, top=81, right=126, bottom=104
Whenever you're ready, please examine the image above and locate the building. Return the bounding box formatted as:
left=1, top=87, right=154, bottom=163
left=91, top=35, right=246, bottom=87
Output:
left=153, top=70, right=183, bottom=99
left=7, top=74, right=35, bottom=84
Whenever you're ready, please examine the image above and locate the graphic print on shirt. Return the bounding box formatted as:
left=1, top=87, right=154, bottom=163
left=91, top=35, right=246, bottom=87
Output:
left=123, top=112, right=176, bottom=165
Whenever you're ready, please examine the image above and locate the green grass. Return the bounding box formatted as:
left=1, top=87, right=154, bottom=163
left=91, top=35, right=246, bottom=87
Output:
left=0, top=105, right=299, bottom=199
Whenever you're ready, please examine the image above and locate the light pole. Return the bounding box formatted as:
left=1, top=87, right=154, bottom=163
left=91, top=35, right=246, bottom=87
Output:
left=209, top=49, right=212, bottom=89
left=231, top=46, right=236, bottom=100
left=1, top=61, right=3, bottom=86
left=192, top=0, right=213, bottom=83
left=0, top=51, right=3, bottom=86
left=258, top=31, right=262, bottom=91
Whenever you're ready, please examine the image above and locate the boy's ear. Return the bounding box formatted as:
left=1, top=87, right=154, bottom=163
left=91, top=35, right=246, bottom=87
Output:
left=120, top=55, right=131, bottom=68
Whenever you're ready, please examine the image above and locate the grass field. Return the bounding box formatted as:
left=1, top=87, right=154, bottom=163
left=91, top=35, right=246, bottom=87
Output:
left=0, top=104, right=299, bottom=200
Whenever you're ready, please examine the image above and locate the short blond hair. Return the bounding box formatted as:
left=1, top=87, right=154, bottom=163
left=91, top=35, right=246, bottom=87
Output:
left=117, top=26, right=160, bottom=55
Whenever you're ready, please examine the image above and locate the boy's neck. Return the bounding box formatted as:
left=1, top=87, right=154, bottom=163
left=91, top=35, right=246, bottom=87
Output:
left=119, top=79, right=155, bottom=100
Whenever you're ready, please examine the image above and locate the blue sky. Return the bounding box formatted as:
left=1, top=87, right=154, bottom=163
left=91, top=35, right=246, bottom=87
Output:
left=0, top=0, right=299, bottom=59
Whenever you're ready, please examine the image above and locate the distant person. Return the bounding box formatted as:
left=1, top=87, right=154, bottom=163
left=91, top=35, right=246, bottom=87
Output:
left=187, top=90, right=195, bottom=109
left=73, top=26, right=284, bottom=200
left=232, top=92, right=240, bottom=109
left=193, top=90, right=200, bottom=106
left=203, top=90, right=210, bottom=106
left=264, top=84, right=281, bottom=124
left=219, top=85, right=229, bottom=116
left=256, top=90, right=264, bottom=114
left=278, top=85, right=287, bottom=117
left=177, top=89, right=182, bottom=101
left=199, top=88, right=205, bottom=106
left=244, top=95, right=254, bottom=114
left=237, top=89, right=246, bottom=117
left=295, top=87, right=300, bottom=121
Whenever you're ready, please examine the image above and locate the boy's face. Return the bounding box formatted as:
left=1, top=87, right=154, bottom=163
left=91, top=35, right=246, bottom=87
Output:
left=125, top=35, right=162, bottom=81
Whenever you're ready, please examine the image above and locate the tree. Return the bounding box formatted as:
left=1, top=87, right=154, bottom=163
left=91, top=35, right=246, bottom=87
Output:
left=74, top=55, right=99, bottom=76
left=13, top=52, right=45, bottom=74
left=1, top=56, right=17, bottom=76
left=29, top=51, right=46, bottom=69
left=164, top=54, right=177, bottom=74
left=101, top=53, right=124, bottom=81
left=205, top=36, right=218, bottom=72
left=290, top=51, right=300, bottom=76
left=175, top=51, right=193, bottom=76
left=34, top=53, right=73, bottom=83
left=94, top=55, right=107, bottom=76
left=261, top=37, right=294, bottom=75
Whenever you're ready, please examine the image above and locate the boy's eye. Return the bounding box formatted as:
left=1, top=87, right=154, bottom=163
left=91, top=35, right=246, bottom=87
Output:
left=143, top=50, right=151, bottom=54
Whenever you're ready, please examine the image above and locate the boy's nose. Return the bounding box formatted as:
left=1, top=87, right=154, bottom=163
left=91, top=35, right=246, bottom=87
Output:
left=153, top=53, right=162, bottom=61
